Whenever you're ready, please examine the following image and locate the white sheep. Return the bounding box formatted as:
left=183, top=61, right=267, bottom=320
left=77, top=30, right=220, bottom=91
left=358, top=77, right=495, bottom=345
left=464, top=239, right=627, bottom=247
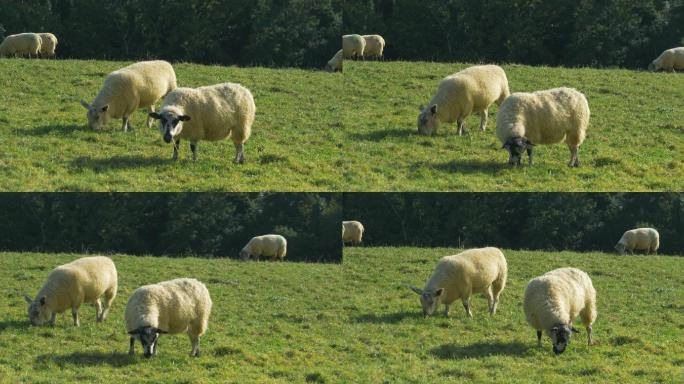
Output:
left=37, top=33, right=58, bottom=57
left=342, top=34, right=365, bottom=59
left=149, top=82, right=255, bottom=164
left=0, top=33, right=42, bottom=58
left=80, top=60, right=177, bottom=132
left=648, top=47, right=684, bottom=72
left=240, top=234, right=287, bottom=261
left=362, top=35, right=385, bottom=59
left=408, top=247, right=507, bottom=318
left=342, top=221, right=364, bottom=245
left=496, top=87, right=590, bottom=167
left=417, top=65, right=510, bottom=136
left=524, top=267, right=596, bottom=355
left=615, top=228, right=660, bottom=255
left=325, top=49, right=343, bottom=72
left=23, top=256, right=117, bottom=327
left=126, top=278, right=212, bottom=358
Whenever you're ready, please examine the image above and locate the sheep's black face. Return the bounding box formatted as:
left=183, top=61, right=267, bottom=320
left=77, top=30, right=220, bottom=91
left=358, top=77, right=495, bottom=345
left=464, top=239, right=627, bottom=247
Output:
left=149, top=111, right=190, bottom=143
left=417, top=105, right=439, bottom=135
left=550, top=324, right=573, bottom=355
left=502, top=137, right=533, bottom=166
left=130, top=326, right=165, bottom=358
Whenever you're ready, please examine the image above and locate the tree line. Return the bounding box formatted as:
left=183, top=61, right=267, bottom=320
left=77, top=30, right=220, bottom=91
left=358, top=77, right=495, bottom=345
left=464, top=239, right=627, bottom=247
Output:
left=0, top=193, right=342, bottom=262
left=343, top=193, right=684, bottom=254
left=1, top=0, right=682, bottom=68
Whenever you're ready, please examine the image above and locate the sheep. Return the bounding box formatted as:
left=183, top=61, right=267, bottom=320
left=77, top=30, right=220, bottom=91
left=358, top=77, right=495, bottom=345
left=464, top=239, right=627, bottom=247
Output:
left=126, top=278, right=212, bottom=358
left=408, top=247, right=507, bottom=318
left=615, top=228, right=660, bottom=255
left=648, top=47, right=684, bottom=72
left=325, top=49, right=343, bottom=72
left=0, top=33, right=42, bottom=58
left=342, top=220, right=364, bottom=246
left=417, top=65, right=510, bottom=136
left=149, top=82, right=255, bottom=164
left=239, top=234, right=287, bottom=261
left=37, top=33, right=58, bottom=57
left=342, top=34, right=365, bottom=59
left=496, top=87, right=590, bottom=167
left=80, top=60, right=177, bottom=132
left=523, top=267, right=596, bottom=355
left=23, top=256, right=117, bottom=327
left=362, top=35, right=385, bottom=60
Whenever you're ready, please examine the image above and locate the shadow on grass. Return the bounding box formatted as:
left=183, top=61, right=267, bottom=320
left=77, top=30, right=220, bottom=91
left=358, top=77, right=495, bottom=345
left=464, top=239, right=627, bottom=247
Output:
left=413, top=159, right=508, bottom=175
left=36, top=351, right=136, bottom=368
left=0, top=319, right=30, bottom=333
left=430, top=341, right=528, bottom=359
left=20, top=124, right=84, bottom=136
left=353, top=311, right=423, bottom=324
left=348, top=128, right=414, bottom=142
left=70, top=155, right=169, bottom=171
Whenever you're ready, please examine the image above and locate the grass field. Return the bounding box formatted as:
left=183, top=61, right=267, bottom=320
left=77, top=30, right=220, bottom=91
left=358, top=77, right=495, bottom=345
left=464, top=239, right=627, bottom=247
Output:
left=1, top=250, right=682, bottom=383
left=0, top=58, right=344, bottom=191
left=341, top=61, right=684, bottom=191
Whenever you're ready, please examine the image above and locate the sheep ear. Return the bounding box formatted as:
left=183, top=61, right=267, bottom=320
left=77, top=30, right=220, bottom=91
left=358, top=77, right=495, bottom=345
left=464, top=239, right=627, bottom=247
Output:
left=23, top=294, right=32, bottom=304
left=571, top=327, right=581, bottom=334
left=80, top=100, right=90, bottom=110
left=429, top=104, right=437, bottom=115
left=524, top=138, right=535, bottom=147
left=434, top=288, right=444, bottom=297
left=178, top=115, right=191, bottom=122
left=101, top=105, right=109, bottom=112
left=148, top=112, right=161, bottom=120
left=128, top=328, right=141, bottom=335
left=407, top=285, right=423, bottom=295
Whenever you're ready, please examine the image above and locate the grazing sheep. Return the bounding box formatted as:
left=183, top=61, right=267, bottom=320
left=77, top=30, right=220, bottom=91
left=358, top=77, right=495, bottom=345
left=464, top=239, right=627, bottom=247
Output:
left=362, top=35, right=385, bottom=59
left=648, top=47, right=684, bottom=72
left=80, top=60, right=177, bottom=132
left=240, top=234, right=287, bottom=261
left=342, top=34, right=365, bottom=59
left=417, top=65, right=510, bottom=136
left=615, top=228, right=660, bottom=255
left=325, top=49, right=343, bottom=72
left=23, top=256, right=117, bottom=327
left=496, top=87, right=590, bottom=167
left=524, top=267, right=596, bottom=355
left=408, top=247, right=507, bottom=318
left=37, top=33, right=58, bottom=57
left=126, top=278, right=212, bottom=358
left=342, top=220, right=364, bottom=245
left=149, top=83, right=255, bottom=164
left=0, top=33, right=42, bottom=58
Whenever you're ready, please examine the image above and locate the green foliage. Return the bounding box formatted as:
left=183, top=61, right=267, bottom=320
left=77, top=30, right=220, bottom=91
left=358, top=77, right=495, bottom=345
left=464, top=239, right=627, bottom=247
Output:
left=0, top=193, right=342, bottom=262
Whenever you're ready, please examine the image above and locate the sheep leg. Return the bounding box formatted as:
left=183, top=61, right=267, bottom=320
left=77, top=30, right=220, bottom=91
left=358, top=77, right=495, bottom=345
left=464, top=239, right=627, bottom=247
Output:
left=537, top=331, right=542, bottom=350
left=173, top=139, right=181, bottom=160
left=527, top=146, right=534, bottom=166
left=234, top=143, right=245, bottom=164
left=101, top=288, right=115, bottom=321
left=587, top=325, right=593, bottom=346
left=568, top=145, right=580, bottom=167
left=49, top=313, right=56, bottom=326
left=189, top=333, right=200, bottom=357
left=129, top=337, right=135, bottom=355
left=457, top=119, right=466, bottom=136
left=484, top=287, right=495, bottom=315
left=479, top=109, right=488, bottom=131
left=462, top=298, right=473, bottom=318
left=94, top=299, right=103, bottom=322
left=443, top=304, right=450, bottom=317
left=190, top=141, right=198, bottom=162
left=122, top=116, right=131, bottom=132
left=71, top=307, right=80, bottom=327
left=146, top=105, right=155, bottom=128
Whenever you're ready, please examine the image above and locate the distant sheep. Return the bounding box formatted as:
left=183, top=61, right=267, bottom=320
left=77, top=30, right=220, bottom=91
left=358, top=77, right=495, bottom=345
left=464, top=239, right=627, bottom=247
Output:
left=80, top=60, right=177, bottom=132
left=38, top=33, right=58, bottom=57
left=408, top=247, right=507, bottom=318
left=524, top=267, right=596, bottom=355
left=24, top=256, right=117, bottom=326
left=648, top=47, right=684, bottom=72
left=362, top=35, right=385, bottom=59
left=325, top=49, right=343, bottom=72
left=0, top=33, right=42, bottom=58
left=615, top=228, right=660, bottom=255
left=149, top=82, right=255, bottom=164
left=126, top=278, right=212, bottom=358
left=496, top=87, right=590, bottom=167
left=342, top=221, right=364, bottom=245
left=342, top=34, right=365, bottom=59
left=240, top=234, right=287, bottom=261
left=418, top=65, right=510, bottom=136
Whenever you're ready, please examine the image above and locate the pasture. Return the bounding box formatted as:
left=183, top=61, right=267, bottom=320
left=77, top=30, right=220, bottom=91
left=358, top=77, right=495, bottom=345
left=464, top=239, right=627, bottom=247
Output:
left=0, top=249, right=682, bottom=383
left=340, top=61, right=684, bottom=191
left=0, top=59, right=344, bottom=191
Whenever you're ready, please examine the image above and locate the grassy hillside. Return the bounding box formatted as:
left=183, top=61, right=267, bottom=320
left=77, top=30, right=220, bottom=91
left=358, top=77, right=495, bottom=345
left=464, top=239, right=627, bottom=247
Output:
left=1, top=250, right=681, bottom=383
left=0, top=59, right=344, bottom=191
left=340, top=61, right=684, bottom=191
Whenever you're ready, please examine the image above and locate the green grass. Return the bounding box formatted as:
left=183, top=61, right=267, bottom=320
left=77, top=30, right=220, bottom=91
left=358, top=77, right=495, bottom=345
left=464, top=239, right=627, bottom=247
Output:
left=0, top=58, right=344, bottom=191
left=1, top=250, right=682, bottom=383
left=340, top=61, right=684, bottom=191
